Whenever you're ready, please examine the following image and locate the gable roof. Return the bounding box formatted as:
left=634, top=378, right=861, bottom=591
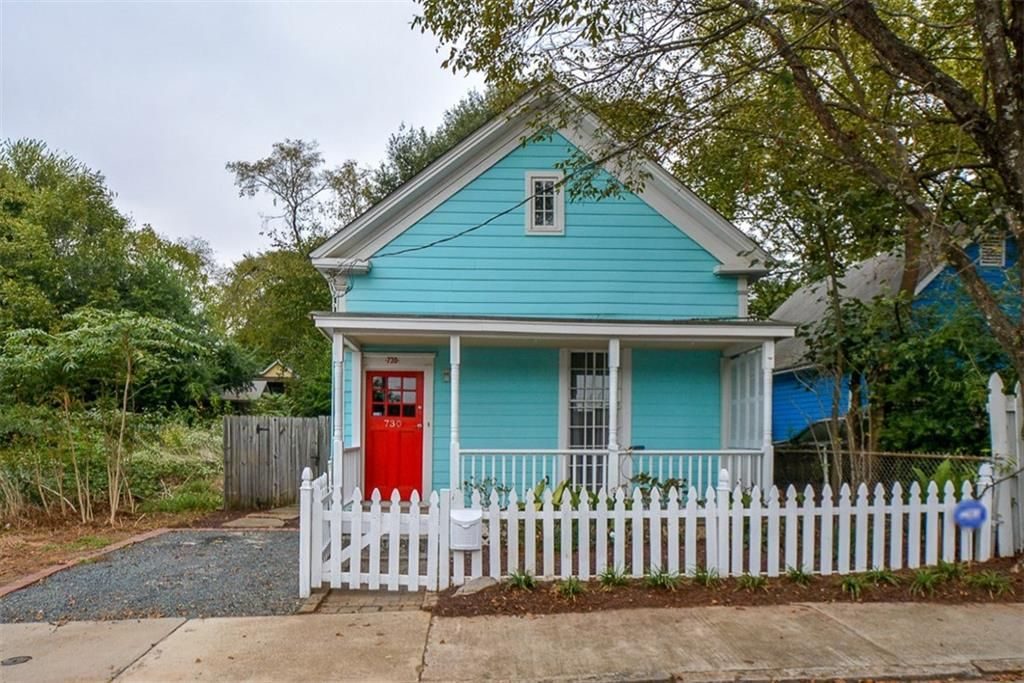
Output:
left=772, top=249, right=944, bottom=370
left=310, top=87, right=770, bottom=277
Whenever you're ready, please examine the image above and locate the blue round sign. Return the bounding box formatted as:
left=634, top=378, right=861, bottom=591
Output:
left=953, top=499, right=988, bottom=529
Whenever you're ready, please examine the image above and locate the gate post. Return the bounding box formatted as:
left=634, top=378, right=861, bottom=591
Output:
left=299, top=467, right=313, bottom=598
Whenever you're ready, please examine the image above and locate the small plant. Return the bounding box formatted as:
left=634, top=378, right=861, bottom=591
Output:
left=736, top=573, right=768, bottom=592
left=909, top=568, right=943, bottom=596
left=507, top=570, right=536, bottom=591
left=840, top=575, right=866, bottom=600
left=598, top=566, right=628, bottom=589
left=935, top=560, right=965, bottom=582
left=644, top=567, right=683, bottom=591
left=785, top=566, right=813, bottom=587
left=864, top=567, right=900, bottom=586
left=964, top=571, right=1014, bottom=597
left=557, top=576, right=586, bottom=600
left=692, top=567, right=721, bottom=588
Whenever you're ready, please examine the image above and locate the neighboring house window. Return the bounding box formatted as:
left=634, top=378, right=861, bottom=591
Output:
left=569, top=351, right=608, bottom=487
left=525, top=171, right=564, bottom=234
left=979, top=238, right=1006, bottom=267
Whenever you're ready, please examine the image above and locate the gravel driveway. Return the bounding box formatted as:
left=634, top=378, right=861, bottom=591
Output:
left=0, top=530, right=302, bottom=622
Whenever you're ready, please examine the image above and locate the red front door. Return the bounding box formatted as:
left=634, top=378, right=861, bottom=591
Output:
left=365, top=371, right=424, bottom=499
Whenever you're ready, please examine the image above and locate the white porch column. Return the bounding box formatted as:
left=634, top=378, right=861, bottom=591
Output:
left=449, top=335, right=461, bottom=490
left=350, top=346, right=363, bottom=447
left=331, top=331, right=346, bottom=492
left=608, top=338, right=621, bottom=490
left=760, top=340, right=775, bottom=487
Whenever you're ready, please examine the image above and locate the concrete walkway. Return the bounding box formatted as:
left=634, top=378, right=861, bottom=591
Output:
left=1, top=603, right=1021, bottom=682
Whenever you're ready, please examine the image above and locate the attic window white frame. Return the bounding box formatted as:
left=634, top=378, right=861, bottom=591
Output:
left=979, top=238, right=1005, bottom=267
left=525, top=171, right=565, bottom=235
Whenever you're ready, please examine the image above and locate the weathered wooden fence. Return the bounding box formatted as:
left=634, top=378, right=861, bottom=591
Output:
left=224, top=415, right=329, bottom=509
left=988, top=373, right=1024, bottom=553
left=299, top=463, right=1013, bottom=596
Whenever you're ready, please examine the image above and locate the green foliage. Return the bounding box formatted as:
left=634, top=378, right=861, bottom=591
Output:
left=913, top=461, right=971, bottom=499
left=66, top=535, right=111, bottom=551
left=692, top=567, right=721, bottom=588
left=736, top=573, right=768, bottom=592
left=785, top=566, right=813, bottom=587
left=140, top=479, right=221, bottom=514
left=934, top=561, right=965, bottom=582
left=644, top=568, right=682, bottom=591
left=840, top=575, right=866, bottom=600
left=598, top=566, right=628, bottom=589
left=556, top=576, right=586, bottom=600
left=864, top=568, right=900, bottom=586
left=909, top=568, right=943, bottom=596
left=507, top=570, right=537, bottom=591
left=964, top=571, right=1013, bottom=597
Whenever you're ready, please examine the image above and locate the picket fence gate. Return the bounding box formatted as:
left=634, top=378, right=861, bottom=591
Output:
left=299, top=462, right=1015, bottom=597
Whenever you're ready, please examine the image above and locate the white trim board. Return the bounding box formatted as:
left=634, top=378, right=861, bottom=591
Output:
left=314, top=313, right=795, bottom=343
left=362, top=352, right=436, bottom=495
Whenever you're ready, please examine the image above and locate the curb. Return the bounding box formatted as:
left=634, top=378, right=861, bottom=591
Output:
left=0, top=527, right=170, bottom=599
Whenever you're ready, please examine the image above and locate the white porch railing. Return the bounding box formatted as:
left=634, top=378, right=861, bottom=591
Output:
left=621, top=449, right=764, bottom=493
left=458, top=448, right=767, bottom=497
left=458, top=449, right=608, bottom=495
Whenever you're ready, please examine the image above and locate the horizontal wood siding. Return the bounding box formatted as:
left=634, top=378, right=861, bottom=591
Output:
left=630, top=350, right=721, bottom=450
left=345, top=134, right=739, bottom=320
left=460, top=348, right=560, bottom=451
left=772, top=369, right=851, bottom=441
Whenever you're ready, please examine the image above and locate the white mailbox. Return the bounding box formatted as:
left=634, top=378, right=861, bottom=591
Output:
left=450, top=509, right=483, bottom=551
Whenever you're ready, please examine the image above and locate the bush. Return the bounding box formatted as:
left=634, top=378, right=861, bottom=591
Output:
left=140, top=479, right=222, bottom=514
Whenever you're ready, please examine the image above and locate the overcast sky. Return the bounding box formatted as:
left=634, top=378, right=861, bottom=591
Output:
left=1, top=0, right=484, bottom=263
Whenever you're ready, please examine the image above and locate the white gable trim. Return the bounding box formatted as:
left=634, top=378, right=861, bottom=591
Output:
left=311, top=90, right=768, bottom=276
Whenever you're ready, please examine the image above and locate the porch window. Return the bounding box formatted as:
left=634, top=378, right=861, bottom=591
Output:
left=569, top=351, right=608, bottom=487
left=525, top=171, right=564, bottom=234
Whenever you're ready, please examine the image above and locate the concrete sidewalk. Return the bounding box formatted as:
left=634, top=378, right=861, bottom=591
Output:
left=1, top=603, right=1021, bottom=682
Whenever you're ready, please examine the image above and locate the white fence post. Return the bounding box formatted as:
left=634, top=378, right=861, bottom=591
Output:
left=716, top=469, right=731, bottom=574
left=977, top=463, right=994, bottom=561
left=298, top=467, right=313, bottom=598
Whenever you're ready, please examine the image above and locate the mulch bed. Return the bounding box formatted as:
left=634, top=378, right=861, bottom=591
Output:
left=434, top=555, right=1024, bottom=617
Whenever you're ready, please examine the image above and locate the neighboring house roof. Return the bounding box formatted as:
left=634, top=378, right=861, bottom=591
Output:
left=310, top=86, right=770, bottom=278
left=221, top=360, right=295, bottom=402
left=772, top=250, right=942, bottom=371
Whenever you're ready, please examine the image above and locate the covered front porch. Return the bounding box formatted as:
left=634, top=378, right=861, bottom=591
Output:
left=314, top=313, right=794, bottom=500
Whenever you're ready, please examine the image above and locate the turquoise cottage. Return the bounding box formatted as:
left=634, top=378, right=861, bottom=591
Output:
left=310, top=89, right=795, bottom=501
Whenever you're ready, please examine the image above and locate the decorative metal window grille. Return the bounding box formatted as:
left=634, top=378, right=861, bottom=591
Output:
left=569, top=351, right=608, bottom=488
left=979, top=239, right=1005, bottom=267
left=532, top=178, right=557, bottom=227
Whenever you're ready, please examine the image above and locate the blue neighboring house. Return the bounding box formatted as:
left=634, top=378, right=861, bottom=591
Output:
left=771, top=238, right=1018, bottom=442
left=308, top=88, right=795, bottom=500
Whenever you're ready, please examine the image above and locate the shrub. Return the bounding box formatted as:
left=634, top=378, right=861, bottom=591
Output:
left=840, top=575, right=866, bottom=600
left=557, top=576, right=585, bottom=600
left=692, top=567, right=721, bottom=588
left=864, top=567, right=900, bottom=586
left=785, top=566, right=813, bottom=587
left=934, top=560, right=965, bottom=582
left=736, top=573, right=768, bottom=592
left=598, top=566, right=628, bottom=589
left=644, top=568, right=682, bottom=591
left=507, top=570, right=536, bottom=591
left=140, top=479, right=222, bottom=514
left=964, top=571, right=1013, bottom=597
left=909, top=568, right=943, bottom=596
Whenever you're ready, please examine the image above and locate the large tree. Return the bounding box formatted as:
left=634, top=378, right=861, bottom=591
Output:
left=415, top=0, right=1024, bottom=380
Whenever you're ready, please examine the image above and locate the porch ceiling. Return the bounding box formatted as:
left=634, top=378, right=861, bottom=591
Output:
left=312, top=312, right=795, bottom=350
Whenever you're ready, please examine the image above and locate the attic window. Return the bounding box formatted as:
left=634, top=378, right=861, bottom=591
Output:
left=980, top=238, right=1005, bottom=267
left=525, top=171, right=564, bottom=234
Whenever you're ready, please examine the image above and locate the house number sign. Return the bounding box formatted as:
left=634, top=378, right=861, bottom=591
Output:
left=384, top=419, right=403, bottom=428
left=385, top=356, right=400, bottom=364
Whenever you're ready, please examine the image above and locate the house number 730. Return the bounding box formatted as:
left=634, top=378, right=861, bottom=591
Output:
left=384, top=419, right=403, bottom=428
left=385, top=356, right=400, bottom=364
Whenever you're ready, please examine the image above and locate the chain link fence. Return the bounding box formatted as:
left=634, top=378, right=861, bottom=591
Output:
left=775, top=447, right=991, bottom=492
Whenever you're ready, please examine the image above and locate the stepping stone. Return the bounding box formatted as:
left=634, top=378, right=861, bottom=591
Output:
left=247, top=506, right=300, bottom=521
left=223, top=517, right=285, bottom=528
left=454, top=577, right=497, bottom=597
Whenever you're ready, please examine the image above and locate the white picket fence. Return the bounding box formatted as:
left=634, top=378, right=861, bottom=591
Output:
left=987, top=373, right=1023, bottom=554
left=299, top=461, right=1015, bottom=596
